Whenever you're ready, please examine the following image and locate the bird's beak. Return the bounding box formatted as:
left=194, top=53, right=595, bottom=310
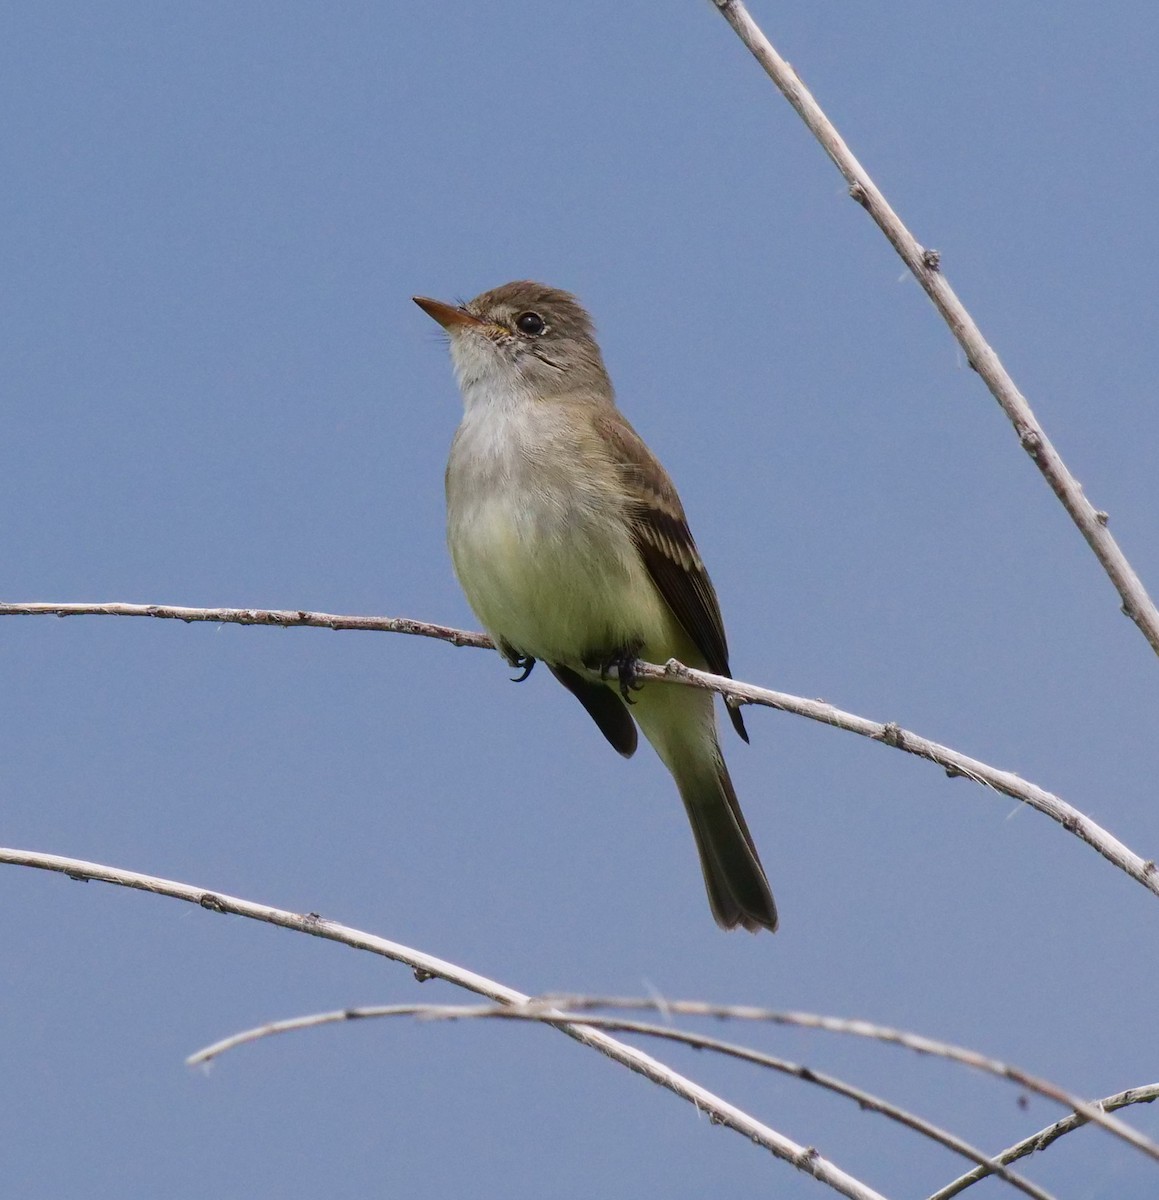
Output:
left=413, top=296, right=485, bottom=330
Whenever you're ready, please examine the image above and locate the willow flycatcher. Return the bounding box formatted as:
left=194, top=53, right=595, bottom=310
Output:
left=415, top=281, right=777, bottom=932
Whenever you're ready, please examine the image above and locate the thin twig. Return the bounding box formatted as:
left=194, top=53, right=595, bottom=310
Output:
left=4, top=600, right=1153, bottom=902
left=190, top=1002, right=1056, bottom=1200
left=0, top=847, right=888, bottom=1200
left=0, top=600, right=492, bottom=648
left=653, top=658, right=1159, bottom=900
left=528, top=996, right=1159, bottom=1166
left=928, top=1083, right=1159, bottom=1200
left=708, top=0, right=1159, bottom=659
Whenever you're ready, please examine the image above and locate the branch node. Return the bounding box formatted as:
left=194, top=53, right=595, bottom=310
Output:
left=795, top=1146, right=821, bottom=1171
left=848, top=182, right=869, bottom=207
left=1018, top=427, right=1042, bottom=456
left=878, top=721, right=904, bottom=748
left=198, top=892, right=228, bottom=913
left=1095, top=510, right=1110, bottom=526
left=413, top=967, right=436, bottom=983
left=921, top=247, right=941, bottom=271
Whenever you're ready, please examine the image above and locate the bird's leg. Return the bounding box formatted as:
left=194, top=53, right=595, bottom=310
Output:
left=590, top=640, right=645, bottom=704
left=498, top=639, right=536, bottom=683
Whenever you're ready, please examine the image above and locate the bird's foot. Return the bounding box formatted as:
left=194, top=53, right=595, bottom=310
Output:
left=497, top=639, right=535, bottom=682
left=509, top=654, right=536, bottom=683
left=595, top=644, right=644, bottom=704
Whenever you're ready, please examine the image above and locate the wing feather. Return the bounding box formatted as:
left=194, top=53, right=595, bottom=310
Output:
left=595, top=410, right=749, bottom=742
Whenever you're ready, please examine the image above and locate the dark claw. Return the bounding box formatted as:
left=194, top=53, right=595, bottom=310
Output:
left=509, top=655, right=536, bottom=683
left=600, top=652, right=644, bottom=704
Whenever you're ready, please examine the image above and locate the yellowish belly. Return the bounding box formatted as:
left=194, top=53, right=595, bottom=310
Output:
left=449, top=492, right=673, bottom=666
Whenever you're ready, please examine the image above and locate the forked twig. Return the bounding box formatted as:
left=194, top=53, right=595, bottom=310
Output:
left=928, top=1083, right=1159, bottom=1200
left=530, top=996, right=1159, bottom=1166
left=0, top=846, right=887, bottom=1200
left=189, top=1002, right=1057, bottom=1200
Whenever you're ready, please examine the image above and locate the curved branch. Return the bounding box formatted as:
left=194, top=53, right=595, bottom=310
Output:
left=3, top=600, right=1154, bottom=901
left=929, top=1083, right=1159, bottom=1200
left=708, top=0, right=1159, bottom=659
left=0, top=846, right=887, bottom=1200
left=191, top=1003, right=1057, bottom=1200
left=649, top=659, right=1159, bottom=900
left=529, top=996, right=1159, bottom=1166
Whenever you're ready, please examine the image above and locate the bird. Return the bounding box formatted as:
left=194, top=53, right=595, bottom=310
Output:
left=414, top=281, right=777, bottom=932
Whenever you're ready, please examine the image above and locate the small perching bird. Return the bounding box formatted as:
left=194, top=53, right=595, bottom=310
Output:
left=415, top=281, right=777, bottom=933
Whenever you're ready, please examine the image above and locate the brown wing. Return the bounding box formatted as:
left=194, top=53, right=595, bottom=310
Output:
left=595, top=410, right=748, bottom=743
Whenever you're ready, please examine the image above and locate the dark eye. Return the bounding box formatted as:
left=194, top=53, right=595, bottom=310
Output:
left=515, top=311, right=546, bottom=336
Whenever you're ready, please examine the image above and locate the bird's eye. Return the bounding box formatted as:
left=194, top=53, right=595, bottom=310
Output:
left=515, top=311, right=546, bottom=336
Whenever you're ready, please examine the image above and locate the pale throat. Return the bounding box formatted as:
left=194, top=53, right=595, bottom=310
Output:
left=444, top=334, right=664, bottom=664
left=447, top=333, right=563, bottom=477
left=449, top=333, right=533, bottom=412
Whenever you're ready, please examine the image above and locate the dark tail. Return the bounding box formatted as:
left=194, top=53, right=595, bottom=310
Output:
left=680, top=756, right=778, bottom=933
left=632, top=683, right=778, bottom=933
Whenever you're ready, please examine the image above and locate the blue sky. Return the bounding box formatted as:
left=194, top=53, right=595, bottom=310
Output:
left=3, top=4, right=1159, bottom=1197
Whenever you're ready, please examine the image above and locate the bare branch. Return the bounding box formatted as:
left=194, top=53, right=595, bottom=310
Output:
left=4, top=599, right=1152, bottom=902
left=0, top=846, right=888, bottom=1200
left=191, top=1002, right=1057, bottom=1200
left=928, top=1083, right=1159, bottom=1200
left=529, top=996, right=1159, bottom=1166
left=646, top=659, right=1159, bottom=901
left=0, top=600, right=491, bottom=648
left=708, top=0, right=1159, bottom=659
